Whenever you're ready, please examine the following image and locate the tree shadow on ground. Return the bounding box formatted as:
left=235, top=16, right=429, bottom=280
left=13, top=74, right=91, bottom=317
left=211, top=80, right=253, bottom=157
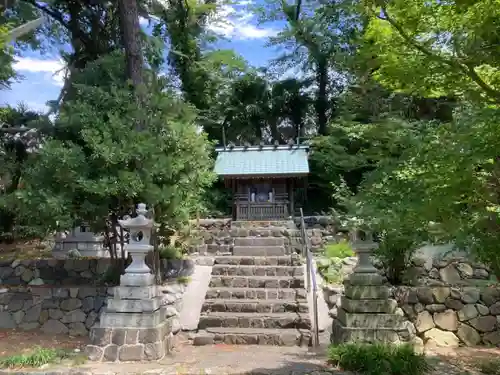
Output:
left=238, top=345, right=346, bottom=375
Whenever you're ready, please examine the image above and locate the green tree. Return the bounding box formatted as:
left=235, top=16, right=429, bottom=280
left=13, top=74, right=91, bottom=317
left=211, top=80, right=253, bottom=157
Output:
left=363, top=0, right=500, bottom=103
left=17, top=53, right=215, bottom=243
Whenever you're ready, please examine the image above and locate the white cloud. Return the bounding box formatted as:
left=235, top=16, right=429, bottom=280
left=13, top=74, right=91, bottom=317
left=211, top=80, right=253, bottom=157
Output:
left=13, top=57, right=66, bottom=87
left=207, top=0, right=278, bottom=40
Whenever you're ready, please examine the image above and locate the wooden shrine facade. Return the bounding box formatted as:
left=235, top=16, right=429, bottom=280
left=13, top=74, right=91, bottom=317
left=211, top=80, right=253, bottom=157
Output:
left=214, top=144, right=310, bottom=221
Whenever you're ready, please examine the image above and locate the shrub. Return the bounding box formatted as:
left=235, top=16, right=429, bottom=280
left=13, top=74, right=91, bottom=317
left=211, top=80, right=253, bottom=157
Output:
left=159, top=245, right=182, bottom=260
left=374, top=229, right=422, bottom=285
left=328, top=343, right=430, bottom=375
left=325, top=240, right=355, bottom=259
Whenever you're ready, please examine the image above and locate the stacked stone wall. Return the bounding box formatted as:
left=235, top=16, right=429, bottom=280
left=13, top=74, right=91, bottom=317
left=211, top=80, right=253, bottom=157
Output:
left=0, top=283, right=186, bottom=337
left=322, top=254, right=500, bottom=348
left=0, top=259, right=112, bottom=286
left=393, top=285, right=500, bottom=347
left=404, top=257, right=492, bottom=286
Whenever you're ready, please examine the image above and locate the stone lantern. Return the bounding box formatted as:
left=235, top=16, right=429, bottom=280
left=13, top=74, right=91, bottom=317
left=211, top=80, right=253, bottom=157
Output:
left=118, top=203, right=153, bottom=284
left=86, top=203, right=172, bottom=362
left=349, top=229, right=378, bottom=274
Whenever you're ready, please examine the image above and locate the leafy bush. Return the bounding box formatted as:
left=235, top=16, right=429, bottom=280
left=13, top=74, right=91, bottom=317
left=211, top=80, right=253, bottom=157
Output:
left=328, top=343, right=430, bottom=375
left=317, top=257, right=345, bottom=284
left=325, top=240, right=354, bottom=259
left=374, top=229, right=423, bottom=285
left=159, top=245, right=182, bottom=260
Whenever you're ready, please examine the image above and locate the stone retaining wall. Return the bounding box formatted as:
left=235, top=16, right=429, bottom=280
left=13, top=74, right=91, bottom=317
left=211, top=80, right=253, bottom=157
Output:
left=393, top=285, right=500, bottom=347
left=404, top=256, right=492, bottom=286
left=0, top=259, right=112, bottom=286
left=0, top=283, right=186, bottom=337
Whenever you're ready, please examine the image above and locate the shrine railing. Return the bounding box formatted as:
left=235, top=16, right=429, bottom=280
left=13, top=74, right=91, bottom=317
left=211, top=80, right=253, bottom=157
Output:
left=235, top=202, right=289, bottom=221
left=299, top=208, right=320, bottom=347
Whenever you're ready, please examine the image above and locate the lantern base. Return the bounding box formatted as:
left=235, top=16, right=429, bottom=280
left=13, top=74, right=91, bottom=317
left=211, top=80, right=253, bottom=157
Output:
left=86, top=321, right=174, bottom=362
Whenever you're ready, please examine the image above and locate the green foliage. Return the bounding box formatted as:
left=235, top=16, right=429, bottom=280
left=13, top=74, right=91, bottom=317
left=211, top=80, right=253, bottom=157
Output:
left=0, top=26, right=16, bottom=89
left=159, top=245, right=182, bottom=260
left=325, top=240, right=354, bottom=259
left=362, top=0, right=500, bottom=103
left=328, top=343, right=430, bottom=375
left=0, top=104, right=51, bottom=242
left=0, top=347, right=69, bottom=368
left=374, top=230, right=424, bottom=285
left=16, top=52, right=215, bottom=240
left=354, top=107, right=500, bottom=279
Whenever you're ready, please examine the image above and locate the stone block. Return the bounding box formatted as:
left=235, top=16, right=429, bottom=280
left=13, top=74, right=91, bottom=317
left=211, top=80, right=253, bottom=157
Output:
left=85, top=345, right=104, bottom=361
left=340, top=296, right=397, bottom=314
left=120, top=273, right=155, bottom=287
left=336, top=309, right=407, bottom=329
left=113, top=285, right=159, bottom=300
left=118, top=344, right=144, bottom=361
left=100, top=310, right=163, bottom=328
left=103, top=344, right=119, bottom=361
left=331, top=319, right=399, bottom=344
left=106, top=297, right=161, bottom=313
left=90, top=327, right=113, bottom=346
left=346, top=273, right=385, bottom=286
left=344, top=285, right=390, bottom=300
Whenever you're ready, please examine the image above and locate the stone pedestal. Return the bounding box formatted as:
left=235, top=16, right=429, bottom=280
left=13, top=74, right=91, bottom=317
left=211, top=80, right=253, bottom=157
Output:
left=331, top=235, right=419, bottom=347
left=85, top=204, right=173, bottom=362
left=85, top=282, right=173, bottom=361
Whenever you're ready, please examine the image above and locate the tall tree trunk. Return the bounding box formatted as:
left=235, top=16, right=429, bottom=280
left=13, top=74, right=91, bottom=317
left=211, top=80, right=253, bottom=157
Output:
left=316, top=59, right=328, bottom=136
left=118, top=0, right=144, bottom=89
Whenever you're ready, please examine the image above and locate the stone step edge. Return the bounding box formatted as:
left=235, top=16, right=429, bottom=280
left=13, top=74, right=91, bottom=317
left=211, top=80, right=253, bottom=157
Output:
left=206, top=287, right=307, bottom=292
left=212, top=264, right=303, bottom=269
left=200, top=312, right=310, bottom=319
left=214, top=255, right=302, bottom=263
left=192, top=327, right=312, bottom=346
left=211, top=275, right=304, bottom=280
left=203, top=299, right=308, bottom=304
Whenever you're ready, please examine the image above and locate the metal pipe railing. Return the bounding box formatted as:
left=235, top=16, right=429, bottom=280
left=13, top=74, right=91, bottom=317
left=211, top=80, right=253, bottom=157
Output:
left=299, top=208, right=320, bottom=347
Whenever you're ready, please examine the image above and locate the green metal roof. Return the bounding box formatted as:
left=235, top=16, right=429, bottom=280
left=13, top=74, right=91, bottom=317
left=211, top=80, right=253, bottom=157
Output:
left=214, top=145, right=309, bottom=177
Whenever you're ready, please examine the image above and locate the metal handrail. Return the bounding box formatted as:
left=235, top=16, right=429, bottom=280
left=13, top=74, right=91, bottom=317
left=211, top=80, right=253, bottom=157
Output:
left=299, top=208, right=320, bottom=347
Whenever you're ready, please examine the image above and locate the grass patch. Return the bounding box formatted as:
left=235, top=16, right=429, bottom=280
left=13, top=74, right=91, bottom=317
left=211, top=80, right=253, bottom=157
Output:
left=479, top=358, right=500, bottom=374
left=325, top=240, right=354, bottom=259
left=176, top=276, right=191, bottom=284
left=0, top=347, right=72, bottom=369
left=328, top=343, right=430, bottom=375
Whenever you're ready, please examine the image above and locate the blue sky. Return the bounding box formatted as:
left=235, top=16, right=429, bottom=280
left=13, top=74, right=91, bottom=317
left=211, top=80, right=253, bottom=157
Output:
left=0, top=0, right=286, bottom=113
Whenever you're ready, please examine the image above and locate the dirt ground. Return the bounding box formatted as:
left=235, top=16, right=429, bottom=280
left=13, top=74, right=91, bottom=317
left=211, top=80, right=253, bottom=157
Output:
left=0, top=329, right=88, bottom=357
left=0, top=330, right=499, bottom=374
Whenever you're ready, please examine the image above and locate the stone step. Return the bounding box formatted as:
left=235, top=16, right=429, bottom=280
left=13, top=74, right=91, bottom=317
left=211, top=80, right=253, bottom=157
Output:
left=231, top=221, right=296, bottom=229
left=202, top=299, right=309, bottom=314
left=232, top=227, right=298, bottom=238
left=193, top=327, right=311, bottom=346
left=233, top=246, right=286, bottom=256
left=206, top=287, right=307, bottom=300
left=234, top=237, right=285, bottom=247
left=209, top=275, right=304, bottom=289
left=199, top=312, right=311, bottom=330
left=212, top=265, right=303, bottom=277
left=214, top=255, right=302, bottom=266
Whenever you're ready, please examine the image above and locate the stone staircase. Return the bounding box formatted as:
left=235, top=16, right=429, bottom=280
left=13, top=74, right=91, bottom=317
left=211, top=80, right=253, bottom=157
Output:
left=193, top=222, right=312, bottom=346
